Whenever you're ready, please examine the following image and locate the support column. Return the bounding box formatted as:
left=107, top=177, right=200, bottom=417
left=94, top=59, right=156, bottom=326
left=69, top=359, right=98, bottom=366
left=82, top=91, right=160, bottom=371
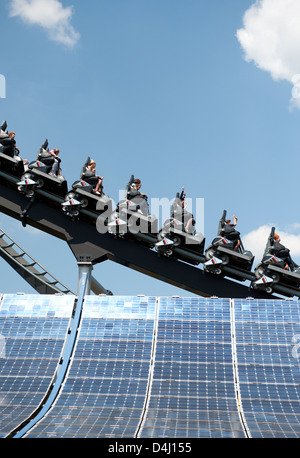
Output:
left=77, top=262, right=92, bottom=295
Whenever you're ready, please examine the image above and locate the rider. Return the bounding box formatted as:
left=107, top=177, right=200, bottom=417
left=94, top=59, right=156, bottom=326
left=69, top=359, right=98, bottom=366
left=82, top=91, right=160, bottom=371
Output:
left=0, top=129, right=17, bottom=157
left=271, top=233, right=298, bottom=271
left=81, top=159, right=104, bottom=196
left=0, top=127, right=28, bottom=167
left=127, top=178, right=148, bottom=216
left=8, top=132, right=29, bottom=168
left=222, top=215, right=241, bottom=252
left=8, top=132, right=20, bottom=155
left=38, top=145, right=62, bottom=176
left=171, top=186, right=195, bottom=234
left=48, top=149, right=62, bottom=176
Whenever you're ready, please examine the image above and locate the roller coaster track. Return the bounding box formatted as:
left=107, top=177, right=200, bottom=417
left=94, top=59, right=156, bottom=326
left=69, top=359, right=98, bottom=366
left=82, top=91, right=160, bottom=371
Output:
left=0, top=225, right=112, bottom=295
left=0, top=169, right=295, bottom=299
left=0, top=226, right=75, bottom=295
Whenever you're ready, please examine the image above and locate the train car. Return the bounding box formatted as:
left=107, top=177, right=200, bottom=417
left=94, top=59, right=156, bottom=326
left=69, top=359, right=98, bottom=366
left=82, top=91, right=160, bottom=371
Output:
left=17, top=139, right=68, bottom=206
left=204, top=210, right=254, bottom=280
left=252, top=227, right=300, bottom=295
left=62, top=179, right=113, bottom=225
left=155, top=190, right=205, bottom=264
left=107, top=175, right=158, bottom=244
left=0, top=120, right=25, bottom=178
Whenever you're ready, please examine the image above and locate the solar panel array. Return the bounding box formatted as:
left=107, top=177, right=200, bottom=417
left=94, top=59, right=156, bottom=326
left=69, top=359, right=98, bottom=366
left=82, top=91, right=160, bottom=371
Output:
left=0, top=293, right=299, bottom=438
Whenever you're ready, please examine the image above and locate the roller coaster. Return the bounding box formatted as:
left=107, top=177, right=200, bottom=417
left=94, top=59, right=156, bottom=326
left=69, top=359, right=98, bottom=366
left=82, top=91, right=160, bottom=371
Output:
left=1, top=119, right=300, bottom=300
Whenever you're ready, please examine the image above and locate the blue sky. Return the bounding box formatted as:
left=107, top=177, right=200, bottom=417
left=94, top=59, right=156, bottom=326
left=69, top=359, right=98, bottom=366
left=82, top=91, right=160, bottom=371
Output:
left=1, top=0, right=300, bottom=296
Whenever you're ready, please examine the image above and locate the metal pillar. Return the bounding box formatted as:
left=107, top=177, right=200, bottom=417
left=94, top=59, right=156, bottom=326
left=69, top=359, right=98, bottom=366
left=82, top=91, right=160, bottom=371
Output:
left=77, top=262, right=92, bottom=295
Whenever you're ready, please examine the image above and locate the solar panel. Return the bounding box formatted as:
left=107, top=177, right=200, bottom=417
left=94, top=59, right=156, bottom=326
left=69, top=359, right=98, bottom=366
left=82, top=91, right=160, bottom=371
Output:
left=0, top=294, right=75, bottom=437
left=233, top=299, right=300, bottom=438
left=25, top=296, right=157, bottom=438
left=139, top=297, right=244, bottom=438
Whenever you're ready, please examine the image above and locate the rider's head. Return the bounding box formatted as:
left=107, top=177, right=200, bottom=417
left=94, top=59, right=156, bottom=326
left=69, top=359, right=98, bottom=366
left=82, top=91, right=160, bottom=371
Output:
left=133, top=179, right=141, bottom=189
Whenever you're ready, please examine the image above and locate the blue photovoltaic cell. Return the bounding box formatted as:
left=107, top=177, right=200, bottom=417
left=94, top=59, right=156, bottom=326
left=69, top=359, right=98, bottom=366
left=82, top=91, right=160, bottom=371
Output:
left=1, top=293, right=299, bottom=438
left=139, top=297, right=245, bottom=438
left=25, top=296, right=157, bottom=438
left=234, top=299, right=300, bottom=438
left=0, top=294, right=74, bottom=437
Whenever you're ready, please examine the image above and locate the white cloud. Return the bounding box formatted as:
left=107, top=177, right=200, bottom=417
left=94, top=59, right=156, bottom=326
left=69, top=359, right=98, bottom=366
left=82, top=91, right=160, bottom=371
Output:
left=242, top=224, right=272, bottom=261
left=237, top=0, right=300, bottom=108
left=243, top=224, right=300, bottom=263
left=9, top=0, right=80, bottom=48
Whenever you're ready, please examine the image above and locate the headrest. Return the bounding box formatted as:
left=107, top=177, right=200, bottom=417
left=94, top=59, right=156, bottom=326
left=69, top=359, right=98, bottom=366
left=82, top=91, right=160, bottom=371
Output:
left=0, top=121, right=7, bottom=132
